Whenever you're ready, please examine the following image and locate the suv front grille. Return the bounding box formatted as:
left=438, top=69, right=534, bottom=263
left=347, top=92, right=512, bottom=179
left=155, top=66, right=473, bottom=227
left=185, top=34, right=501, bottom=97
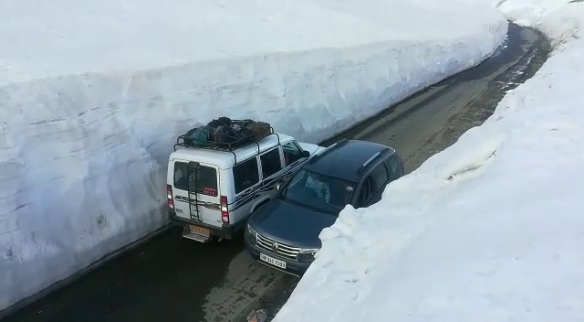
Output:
left=255, top=233, right=300, bottom=260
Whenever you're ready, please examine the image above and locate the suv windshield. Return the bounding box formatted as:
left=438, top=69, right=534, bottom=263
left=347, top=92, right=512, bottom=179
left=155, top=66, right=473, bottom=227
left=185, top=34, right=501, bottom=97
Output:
left=281, top=169, right=355, bottom=213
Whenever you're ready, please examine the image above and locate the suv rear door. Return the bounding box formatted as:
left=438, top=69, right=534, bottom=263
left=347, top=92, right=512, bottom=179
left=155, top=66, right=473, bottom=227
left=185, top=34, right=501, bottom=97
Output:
left=172, top=160, right=222, bottom=227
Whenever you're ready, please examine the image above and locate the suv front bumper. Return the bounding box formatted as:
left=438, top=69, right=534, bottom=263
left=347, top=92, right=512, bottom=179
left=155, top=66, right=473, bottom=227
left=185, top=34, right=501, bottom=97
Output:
left=243, top=232, right=310, bottom=277
left=168, top=209, right=246, bottom=239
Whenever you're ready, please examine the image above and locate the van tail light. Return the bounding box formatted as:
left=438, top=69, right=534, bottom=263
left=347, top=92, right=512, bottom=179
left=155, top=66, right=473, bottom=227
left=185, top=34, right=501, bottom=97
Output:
left=167, top=185, right=174, bottom=210
left=220, top=196, right=230, bottom=224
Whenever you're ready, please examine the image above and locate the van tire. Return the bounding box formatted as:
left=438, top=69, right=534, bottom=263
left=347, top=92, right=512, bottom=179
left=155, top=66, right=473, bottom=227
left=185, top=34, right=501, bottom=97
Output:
left=207, top=235, right=221, bottom=245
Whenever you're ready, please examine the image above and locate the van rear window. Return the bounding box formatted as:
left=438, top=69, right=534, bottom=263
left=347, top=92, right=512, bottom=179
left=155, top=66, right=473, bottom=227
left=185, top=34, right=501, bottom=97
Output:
left=173, top=162, right=218, bottom=196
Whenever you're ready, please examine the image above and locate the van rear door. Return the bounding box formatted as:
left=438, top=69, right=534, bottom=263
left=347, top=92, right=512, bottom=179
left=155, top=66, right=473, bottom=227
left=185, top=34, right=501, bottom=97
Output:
left=172, top=160, right=222, bottom=229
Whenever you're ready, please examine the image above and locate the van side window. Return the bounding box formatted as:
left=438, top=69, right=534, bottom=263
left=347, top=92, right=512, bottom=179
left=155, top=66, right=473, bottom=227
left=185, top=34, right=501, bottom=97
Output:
left=282, top=141, right=304, bottom=166
left=173, top=162, right=218, bottom=196
left=233, top=157, right=260, bottom=194
left=260, top=148, right=282, bottom=179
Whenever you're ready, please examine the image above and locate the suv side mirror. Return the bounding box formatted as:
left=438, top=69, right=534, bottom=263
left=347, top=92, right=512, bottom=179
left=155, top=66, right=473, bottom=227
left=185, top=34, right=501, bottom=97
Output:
left=302, top=150, right=310, bottom=157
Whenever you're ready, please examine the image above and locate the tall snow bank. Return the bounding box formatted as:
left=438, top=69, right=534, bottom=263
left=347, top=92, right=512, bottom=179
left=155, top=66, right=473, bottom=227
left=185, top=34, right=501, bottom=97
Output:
left=274, top=1, right=584, bottom=321
left=0, top=0, right=506, bottom=311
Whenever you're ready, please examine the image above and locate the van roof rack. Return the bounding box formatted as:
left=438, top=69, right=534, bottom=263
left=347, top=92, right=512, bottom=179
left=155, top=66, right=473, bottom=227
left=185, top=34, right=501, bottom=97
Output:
left=173, top=121, right=280, bottom=163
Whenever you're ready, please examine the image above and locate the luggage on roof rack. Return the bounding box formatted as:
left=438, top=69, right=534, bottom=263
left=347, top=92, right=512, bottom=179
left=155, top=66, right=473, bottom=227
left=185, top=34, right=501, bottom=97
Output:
left=174, top=118, right=274, bottom=152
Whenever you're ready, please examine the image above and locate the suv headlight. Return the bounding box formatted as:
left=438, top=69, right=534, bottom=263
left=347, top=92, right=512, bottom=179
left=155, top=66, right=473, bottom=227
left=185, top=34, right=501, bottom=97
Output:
left=245, top=224, right=257, bottom=243
left=297, top=248, right=319, bottom=263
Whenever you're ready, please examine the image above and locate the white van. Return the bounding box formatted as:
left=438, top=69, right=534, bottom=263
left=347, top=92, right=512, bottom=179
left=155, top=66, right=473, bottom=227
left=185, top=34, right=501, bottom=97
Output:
left=167, top=131, right=324, bottom=243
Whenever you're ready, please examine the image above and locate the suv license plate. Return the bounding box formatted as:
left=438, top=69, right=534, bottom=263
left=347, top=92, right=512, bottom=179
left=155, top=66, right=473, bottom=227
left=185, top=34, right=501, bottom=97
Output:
left=260, top=253, right=286, bottom=269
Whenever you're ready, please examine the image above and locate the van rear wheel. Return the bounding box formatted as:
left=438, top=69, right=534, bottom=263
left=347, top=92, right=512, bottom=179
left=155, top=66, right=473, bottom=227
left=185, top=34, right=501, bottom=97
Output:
left=206, top=235, right=221, bottom=245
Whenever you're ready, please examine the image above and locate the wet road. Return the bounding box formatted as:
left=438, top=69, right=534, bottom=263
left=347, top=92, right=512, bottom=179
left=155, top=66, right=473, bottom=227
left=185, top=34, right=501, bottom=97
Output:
left=2, top=23, right=549, bottom=322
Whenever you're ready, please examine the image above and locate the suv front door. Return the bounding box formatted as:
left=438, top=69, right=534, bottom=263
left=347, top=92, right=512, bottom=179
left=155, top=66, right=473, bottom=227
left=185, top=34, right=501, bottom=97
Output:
left=355, top=162, right=390, bottom=208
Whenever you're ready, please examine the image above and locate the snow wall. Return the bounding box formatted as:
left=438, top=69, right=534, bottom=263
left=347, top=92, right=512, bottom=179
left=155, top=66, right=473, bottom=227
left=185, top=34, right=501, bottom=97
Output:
left=0, top=0, right=507, bottom=311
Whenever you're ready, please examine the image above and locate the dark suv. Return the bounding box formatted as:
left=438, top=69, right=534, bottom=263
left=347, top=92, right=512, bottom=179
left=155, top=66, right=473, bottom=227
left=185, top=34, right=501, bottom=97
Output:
left=243, top=139, right=404, bottom=276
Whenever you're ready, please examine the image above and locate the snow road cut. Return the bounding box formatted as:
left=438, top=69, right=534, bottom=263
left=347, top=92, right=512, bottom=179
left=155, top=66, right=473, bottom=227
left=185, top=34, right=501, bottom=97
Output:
left=0, top=0, right=506, bottom=311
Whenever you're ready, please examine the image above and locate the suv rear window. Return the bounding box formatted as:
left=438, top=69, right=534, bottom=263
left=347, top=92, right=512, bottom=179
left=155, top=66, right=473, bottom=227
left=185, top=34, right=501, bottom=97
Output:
left=173, top=162, right=218, bottom=196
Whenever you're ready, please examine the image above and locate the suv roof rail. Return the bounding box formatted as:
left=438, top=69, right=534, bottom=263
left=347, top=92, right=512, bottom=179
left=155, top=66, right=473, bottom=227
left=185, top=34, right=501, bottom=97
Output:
left=308, top=138, right=348, bottom=164
left=173, top=123, right=280, bottom=164
left=356, top=147, right=391, bottom=175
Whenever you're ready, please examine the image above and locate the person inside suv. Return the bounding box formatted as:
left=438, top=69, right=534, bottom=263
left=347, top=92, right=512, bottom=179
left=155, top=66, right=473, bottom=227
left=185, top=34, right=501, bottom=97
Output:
left=284, top=170, right=354, bottom=212
left=304, top=172, right=332, bottom=204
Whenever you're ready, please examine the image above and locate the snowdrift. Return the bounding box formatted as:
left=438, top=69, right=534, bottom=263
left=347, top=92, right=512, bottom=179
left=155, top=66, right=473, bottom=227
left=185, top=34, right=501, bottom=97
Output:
left=0, top=0, right=506, bottom=311
left=274, top=1, right=584, bottom=321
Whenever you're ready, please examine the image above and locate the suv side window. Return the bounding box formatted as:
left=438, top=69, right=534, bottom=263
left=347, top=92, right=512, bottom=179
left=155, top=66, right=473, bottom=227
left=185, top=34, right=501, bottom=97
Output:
left=388, top=156, right=398, bottom=173
left=282, top=141, right=304, bottom=166
left=260, top=148, right=283, bottom=179
left=233, top=157, right=260, bottom=194
left=386, top=154, right=403, bottom=180
left=370, top=163, right=389, bottom=191
left=357, top=177, right=373, bottom=206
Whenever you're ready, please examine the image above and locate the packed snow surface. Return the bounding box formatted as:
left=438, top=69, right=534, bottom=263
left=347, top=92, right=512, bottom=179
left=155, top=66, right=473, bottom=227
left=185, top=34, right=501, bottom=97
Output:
left=274, top=1, right=584, bottom=321
left=1, top=0, right=501, bottom=85
left=0, top=0, right=507, bottom=311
